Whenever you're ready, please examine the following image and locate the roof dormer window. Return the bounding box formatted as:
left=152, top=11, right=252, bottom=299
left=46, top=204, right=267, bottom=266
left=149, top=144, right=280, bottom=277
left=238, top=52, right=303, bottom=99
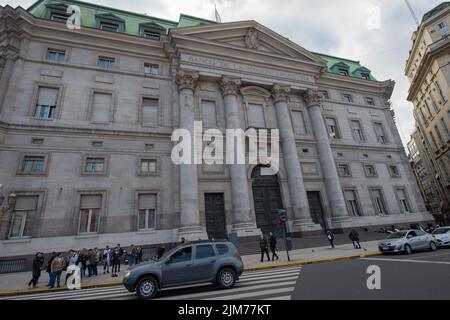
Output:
left=139, top=22, right=165, bottom=41
left=95, top=13, right=125, bottom=33
left=143, top=30, right=161, bottom=40
left=338, top=68, right=349, bottom=76
left=100, top=22, right=119, bottom=32
left=361, top=73, right=370, bottom=80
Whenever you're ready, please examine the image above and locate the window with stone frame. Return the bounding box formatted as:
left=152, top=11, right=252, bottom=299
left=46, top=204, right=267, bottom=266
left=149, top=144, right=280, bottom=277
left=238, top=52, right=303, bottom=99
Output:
left=97, top=56, right=115, bottom=69
left=141, top=98, right=159, bottom=126
left=350, top=119, right=365, bottom=142
left=84, top=157, right=106, bottom=174
left=388, top=165, right=401, bottom=178
left=342, top=94, right=353, bottom=103
left=46, top=48, right=65, bottom=62
left=138, top=194, right=156, bottom=230
left=435, top=125, right=445, bottom=145
left=365, top=97, right=375, bottom=106
left=144, top=63, right=160, bottom=75
left=100, top=21, right=119, bottom=32
left=364, top=164, right=378, bottom=177
left=344, top=190, right=362, bottom=217
left=21, top=155, right=46, bottom=175
left=140, top=158, right=157, bottom=175
left=78, top=195, right=102, bottom=234
left=441, top=118, right=450, bottom=139
left=319, top=90, right=329, bottom=100
left=435, top=80, right=446, bottom=101
left=395, top=188, right=411, bottom=213
left=9, top=195, right=39, bottom=238
left=325, top=117, right=341, bottom=139
left=373, top=122, right=388, bottom=144
left=370, top=188, right=388, bottom=215
left=35, top=87, right=59, bottom=119
left=338, top=164, right=352, bottom=177
left=430, top=94, right=440, bottom=113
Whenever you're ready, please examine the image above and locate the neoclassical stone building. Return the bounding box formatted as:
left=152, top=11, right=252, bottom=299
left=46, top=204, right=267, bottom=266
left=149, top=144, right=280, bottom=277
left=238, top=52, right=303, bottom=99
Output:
left=0, top=0, right=433, bottom=260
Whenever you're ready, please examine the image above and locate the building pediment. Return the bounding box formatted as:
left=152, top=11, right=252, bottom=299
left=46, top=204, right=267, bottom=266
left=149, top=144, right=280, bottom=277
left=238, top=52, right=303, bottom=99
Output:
left=169, top=20, right=326, bottom=66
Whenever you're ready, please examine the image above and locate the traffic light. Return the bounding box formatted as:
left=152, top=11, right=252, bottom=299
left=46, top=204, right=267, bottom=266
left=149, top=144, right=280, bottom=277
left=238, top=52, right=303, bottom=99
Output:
left=278, top=209, right=286, bottom=222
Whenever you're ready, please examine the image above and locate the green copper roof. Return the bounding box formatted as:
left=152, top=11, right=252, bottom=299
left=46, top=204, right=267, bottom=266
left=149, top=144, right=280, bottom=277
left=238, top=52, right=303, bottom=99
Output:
left=315, top=53, right=377, bottom=81
left=27, top=0, right=216, bottom=35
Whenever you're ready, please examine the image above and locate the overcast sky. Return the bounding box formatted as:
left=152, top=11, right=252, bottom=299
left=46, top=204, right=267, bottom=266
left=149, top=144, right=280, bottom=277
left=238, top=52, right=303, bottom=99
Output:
left=1, top=0, right=445, bottom=147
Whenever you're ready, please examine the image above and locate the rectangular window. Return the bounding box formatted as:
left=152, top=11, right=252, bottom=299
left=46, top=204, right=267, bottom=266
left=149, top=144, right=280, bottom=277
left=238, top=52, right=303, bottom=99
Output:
left=435, top=126, right=445, bottom=145
left=342, top=94, right=353, bottom=103
left=292, top=110, right=307, bottom=135
left=365, top=97, right=375, bottom=106
left=247, top=103, right=265, bottom=128
left=338, top=68, right=349, bottom=76
left=435, top=80, right=446, bottom=101
left=46, top=49, right=65, bottom=62
left=364, top=164, right=377, bottom=177
left=140, top=159, right=157, bottom=174
left=338, top=164, right=351, bottom=177
left=350, top=120, right=365, bottom=142
left=374, top=122, right=388, bottom=144
left=100, top=22, right=119, bottom=32
left=430, top=94, right=440, bottom=113
left=22, top=156, right=45, bottom=174
left=50, top=13, right=69, bottom=23
left=144, top=63, right=159, bottom=75
left=201, top=100, right=217, bottom=128
left=85, top=158, right=105, bottom=173
left=441, top=118, right=450, bottom=138
left=35, top=87, right=58, bottom=119
left=143, top=30, right=161, bottom=40
left=361, top=73, right=370, bottom=80
left=344, top=190, right=362, bottom=216
left=79, top=195, right=101, bottom=233
left=9, top=195, right=39, bottom=238
left=429, top=131, right=438, bottom=150
left=371, top=189, right=387, bottom=215
left=424, top=100, right=433, bottom=118
left=319, top=90, right=329, bottom=100
left=438, top=21, right=448, bottom=30
left=138, top=194, right=156, bottom=230
left=91, top=92, right=112, bottom=123
left=396, top=188, right=411, bottom=213
left=97, top=56, right=115, bottom=69
left=325, top=117, right=340, bottom=139
left=142, top=98, right=159, bottom=126
left=388, top=165, right=401, bottom=177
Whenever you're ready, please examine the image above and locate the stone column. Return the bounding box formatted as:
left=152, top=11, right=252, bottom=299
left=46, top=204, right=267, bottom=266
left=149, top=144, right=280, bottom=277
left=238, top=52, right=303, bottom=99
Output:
left=176, top=69, right=207, bottom=240
left=272, top=85, right=317, bottom=229
left=219, top=76, right=259, bottom=236
left=304, top=90, right=350, bottom=224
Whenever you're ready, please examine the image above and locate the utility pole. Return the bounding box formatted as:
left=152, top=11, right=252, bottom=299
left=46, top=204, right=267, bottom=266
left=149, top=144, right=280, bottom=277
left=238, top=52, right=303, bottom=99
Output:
left=404, top=0, right=420, bottom=26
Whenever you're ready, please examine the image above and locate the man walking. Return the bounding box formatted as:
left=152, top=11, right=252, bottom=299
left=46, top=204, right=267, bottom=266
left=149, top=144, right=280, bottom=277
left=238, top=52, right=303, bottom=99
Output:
left=269, top=232, right=279, bottom=261
left=28, top=252, right=44, bottom=288
left=259, top=235, right=270, bottom=262
left=326, top=230, right=335, bottom=248
left=349, top=229, right=361, bottom=249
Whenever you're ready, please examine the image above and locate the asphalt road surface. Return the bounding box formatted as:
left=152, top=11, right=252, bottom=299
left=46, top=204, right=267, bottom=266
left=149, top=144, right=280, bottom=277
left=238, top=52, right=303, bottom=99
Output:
left=2, top=249, right=450, bottom=300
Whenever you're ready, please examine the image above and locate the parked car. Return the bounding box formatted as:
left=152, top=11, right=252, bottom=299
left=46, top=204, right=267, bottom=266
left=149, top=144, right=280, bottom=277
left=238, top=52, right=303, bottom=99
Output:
left=378, top=229, right=437, bottom=254
left=432, top=227, right=450, bottom=248
left=122, top=240, right=244, bottom=299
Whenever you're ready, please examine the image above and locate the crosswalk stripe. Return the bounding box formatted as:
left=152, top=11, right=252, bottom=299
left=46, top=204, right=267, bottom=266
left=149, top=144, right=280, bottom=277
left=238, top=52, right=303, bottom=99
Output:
left=261, top=295, right=291, bottom=300
left=155, top=280, right=297, bottom=300
left=239, top=270, right=300, bottom=280
left=205, top=287, right=295, bottom=300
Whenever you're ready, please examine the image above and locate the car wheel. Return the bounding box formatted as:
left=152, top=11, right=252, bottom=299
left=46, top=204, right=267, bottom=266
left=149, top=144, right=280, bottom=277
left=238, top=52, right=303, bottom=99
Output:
left=404, top=244, right=412, bottom=255
left=136, top=276, right=158, bottom=300
left=217, top=268, right=236, bottom=289
left=429, top=242, right=437, bottom=251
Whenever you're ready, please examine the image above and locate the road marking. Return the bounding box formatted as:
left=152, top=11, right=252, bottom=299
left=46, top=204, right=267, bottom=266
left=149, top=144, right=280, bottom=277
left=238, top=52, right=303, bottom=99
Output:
left=262, top=295, right=291, bottom=300
left=362, top=257, right=450, bottom=265
left=408, top=251, right=450, bottom=260
left=205, top=287, right=294, bottom=300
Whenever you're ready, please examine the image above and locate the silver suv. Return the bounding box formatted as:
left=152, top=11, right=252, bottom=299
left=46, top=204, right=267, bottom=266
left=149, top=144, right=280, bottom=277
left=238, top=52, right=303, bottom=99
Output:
left=122, top=240, right=244, bottom=299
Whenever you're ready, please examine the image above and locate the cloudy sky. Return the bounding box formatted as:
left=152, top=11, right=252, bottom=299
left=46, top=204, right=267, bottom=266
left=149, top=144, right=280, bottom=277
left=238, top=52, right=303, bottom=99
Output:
left=1, top=0, right=445, bottom=147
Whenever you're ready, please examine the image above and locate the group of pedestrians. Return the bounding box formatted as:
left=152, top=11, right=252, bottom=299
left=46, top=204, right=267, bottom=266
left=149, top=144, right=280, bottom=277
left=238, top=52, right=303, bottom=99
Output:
left=259, top=232, right=279, bottom=262
left=326, top=229, right=362, bottom=249
left=27, top=244, right=144, bottom=289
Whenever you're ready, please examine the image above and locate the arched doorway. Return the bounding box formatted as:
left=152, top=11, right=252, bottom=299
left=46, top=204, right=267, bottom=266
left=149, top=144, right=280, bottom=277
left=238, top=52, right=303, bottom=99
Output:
left=251, top=165, right=283, bottom=236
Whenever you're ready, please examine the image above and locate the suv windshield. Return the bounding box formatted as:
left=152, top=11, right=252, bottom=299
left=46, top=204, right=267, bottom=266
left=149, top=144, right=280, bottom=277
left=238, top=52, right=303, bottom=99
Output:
left=432, top=228, right=450, bottom=235
left=387, top=231, right=408, bottom=239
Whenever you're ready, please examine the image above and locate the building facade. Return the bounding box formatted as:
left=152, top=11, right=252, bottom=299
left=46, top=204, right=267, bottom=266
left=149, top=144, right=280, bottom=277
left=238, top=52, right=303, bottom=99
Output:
left=0, top=0, right=432, bottom=260
left=405, top=2, right=450, bottom=225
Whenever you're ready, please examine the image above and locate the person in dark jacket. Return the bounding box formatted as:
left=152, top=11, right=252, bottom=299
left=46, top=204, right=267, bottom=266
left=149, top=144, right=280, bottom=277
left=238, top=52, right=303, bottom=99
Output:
left=157, top=246, right=165, bottom=259
left=45, top=252, right=56, bottom=287
left=28, top=252, right=44, bottom=288
left=116, top=244, right=124, bottom=272
left=136, top=246, right=143, bottom=264
left=259, top=235, right=270, bottom=262
left=269, top=232, right=279, bottom=261
left=349, top=229, right=361, bottom=249
left=326, top=230, right=335, bottom=248
left=111, top=248, right=120, bottom=277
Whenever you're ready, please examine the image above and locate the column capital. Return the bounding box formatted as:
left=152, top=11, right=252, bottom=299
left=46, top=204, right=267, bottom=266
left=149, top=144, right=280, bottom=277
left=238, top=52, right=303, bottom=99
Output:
left=304, top=89, right=322, bottom=107
left=176, top=69, right=199, bottom=91
left=219, top=76, right=241, bottom=96
left=271, top=85, right=291, bottom=104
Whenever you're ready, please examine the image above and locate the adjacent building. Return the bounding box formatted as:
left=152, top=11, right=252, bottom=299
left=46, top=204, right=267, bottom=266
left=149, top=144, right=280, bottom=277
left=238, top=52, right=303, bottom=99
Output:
left=405, top=2, right=450, bottom=225
left=0, top=0, right=432, bottom=264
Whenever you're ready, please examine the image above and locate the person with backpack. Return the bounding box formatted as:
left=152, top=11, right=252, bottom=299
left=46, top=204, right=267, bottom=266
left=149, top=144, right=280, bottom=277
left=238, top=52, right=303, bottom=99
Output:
left=259, top=235, right=270, bottom=262
left=349, top=229, right=361, bottom=249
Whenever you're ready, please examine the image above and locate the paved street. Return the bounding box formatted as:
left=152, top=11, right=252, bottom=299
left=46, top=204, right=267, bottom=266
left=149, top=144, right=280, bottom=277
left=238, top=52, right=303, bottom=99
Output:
left=0, top=266, right=301, bottom=300
left=293, top=249, right=450, bottom=300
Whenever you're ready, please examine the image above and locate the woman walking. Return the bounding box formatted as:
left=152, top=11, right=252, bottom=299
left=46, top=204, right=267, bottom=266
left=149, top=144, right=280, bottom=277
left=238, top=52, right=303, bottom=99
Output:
left=269, top=232, right=279, bottom=261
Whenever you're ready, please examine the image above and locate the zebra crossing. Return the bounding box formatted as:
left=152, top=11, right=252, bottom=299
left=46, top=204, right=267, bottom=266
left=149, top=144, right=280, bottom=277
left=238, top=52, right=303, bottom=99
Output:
left=1, top=266, right=301, bottom=301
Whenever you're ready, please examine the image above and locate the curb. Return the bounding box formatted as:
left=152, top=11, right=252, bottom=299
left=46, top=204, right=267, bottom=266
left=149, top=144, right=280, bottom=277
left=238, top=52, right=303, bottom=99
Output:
left=0, top=251, right=381, bottom=297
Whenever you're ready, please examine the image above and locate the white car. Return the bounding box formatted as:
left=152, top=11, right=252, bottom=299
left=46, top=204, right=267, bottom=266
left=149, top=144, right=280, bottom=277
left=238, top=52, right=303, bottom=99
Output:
left=378, top=229, right=437, bottom=254
left=432, top=227, right=450, bottom=247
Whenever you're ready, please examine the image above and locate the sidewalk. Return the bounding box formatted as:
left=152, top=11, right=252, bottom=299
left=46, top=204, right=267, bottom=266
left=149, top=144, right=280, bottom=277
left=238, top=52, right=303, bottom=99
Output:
left=0, top=240, right=380, bottom=296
